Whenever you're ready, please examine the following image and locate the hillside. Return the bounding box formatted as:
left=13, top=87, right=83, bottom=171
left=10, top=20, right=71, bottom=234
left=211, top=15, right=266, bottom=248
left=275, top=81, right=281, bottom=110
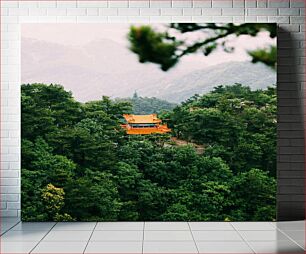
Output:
left=116, top=94, right=177, bottom=114
left=138, top=61, right=276, bottom=103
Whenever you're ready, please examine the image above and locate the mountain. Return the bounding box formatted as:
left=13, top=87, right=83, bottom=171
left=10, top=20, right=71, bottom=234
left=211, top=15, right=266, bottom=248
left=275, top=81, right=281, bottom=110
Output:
left=138, top=61, right=276, bottom=103
left=22, top=38, right=276, bottom=103
left=22, top=38, right=194, bottom=102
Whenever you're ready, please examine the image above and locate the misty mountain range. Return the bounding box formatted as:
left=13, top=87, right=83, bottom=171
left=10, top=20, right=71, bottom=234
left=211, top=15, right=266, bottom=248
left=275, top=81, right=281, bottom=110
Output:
left=22, top=37, right=276, bottom=103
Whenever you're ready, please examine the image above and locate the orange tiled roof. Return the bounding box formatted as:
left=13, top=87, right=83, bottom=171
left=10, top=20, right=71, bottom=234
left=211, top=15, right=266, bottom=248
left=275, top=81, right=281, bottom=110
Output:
left=123, top=114, right=162, bottom=124
left=121, top=124, right=171, bottom=135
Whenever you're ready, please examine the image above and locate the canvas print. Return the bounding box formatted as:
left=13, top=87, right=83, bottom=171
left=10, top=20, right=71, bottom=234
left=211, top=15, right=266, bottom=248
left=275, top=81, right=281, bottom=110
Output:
left=21, top=23, right=277, bottom=221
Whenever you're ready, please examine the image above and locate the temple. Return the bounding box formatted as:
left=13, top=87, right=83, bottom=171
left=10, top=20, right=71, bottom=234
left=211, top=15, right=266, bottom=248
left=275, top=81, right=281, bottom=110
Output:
left=121, top=114, right=171, bottom=135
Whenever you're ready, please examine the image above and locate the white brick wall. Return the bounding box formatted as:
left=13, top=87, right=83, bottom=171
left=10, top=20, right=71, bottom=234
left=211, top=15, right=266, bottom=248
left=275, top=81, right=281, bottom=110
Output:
left=0, top=0, right=305, bottom=218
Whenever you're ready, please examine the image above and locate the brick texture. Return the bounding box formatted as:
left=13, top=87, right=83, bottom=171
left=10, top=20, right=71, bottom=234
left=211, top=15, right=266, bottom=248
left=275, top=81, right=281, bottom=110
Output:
left=0, top=0, right=305, bottom=220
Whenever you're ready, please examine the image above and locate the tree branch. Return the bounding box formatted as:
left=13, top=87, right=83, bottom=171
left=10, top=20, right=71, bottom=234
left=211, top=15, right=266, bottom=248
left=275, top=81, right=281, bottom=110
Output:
left=177, top=31, right=232, bottom=58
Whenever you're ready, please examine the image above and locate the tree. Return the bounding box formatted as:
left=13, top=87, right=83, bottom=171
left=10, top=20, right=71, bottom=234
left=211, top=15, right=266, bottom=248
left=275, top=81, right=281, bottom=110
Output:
left=64, top=171, right=122, bottom=221
left=118, top=95, right=177, bottom=115
left=21, top=83, right=82, bottom=141
left=46, top=105, right=126, bottom=172
left=248, top=45, right=277, bottom=69
left=41, top=183, right=73, bottom=221
left=128, top=23, right=276, bottom=71
left=21, top=168, right=48, bottom=221
left=22, top=137, right=76, bottom=186
left=113, top=162, right=143, bottom=220
left=193, top=181, right=233, bottom=221
left=137, top=179, right=168, bottom=220
left=168, top=84, right=276, bottom=176
left=85, top=96, right=132, bottom=121
left=230, top=169, right=276, bottom=221
left=21, top=137, right=76, bottom=221
left=161, top=203, right=190, bottom=221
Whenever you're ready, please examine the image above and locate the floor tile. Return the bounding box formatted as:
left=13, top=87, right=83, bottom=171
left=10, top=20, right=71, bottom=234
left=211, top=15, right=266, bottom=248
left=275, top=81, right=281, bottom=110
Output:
left=1, top=230, right=47, bottom=242
left=11, top=222, right=55, bottom=231
left=1, top=217, right=21, bottom=224
left=1, top=225, right=17, bottom=235
left=42, top=230, right=92, bottom=242
left=281, top=230, right=305, bottom=249
left=96, top=222, right=144, bottom=231
left=32, top=241, right=87, bottom=253
left=189, top=222, right=234, bottom=231
left=282, top=230, right=305, bottom=241
left=197, top=241, right=253, bottom=253
left=85, top=241, right=142, bottom=253
left=1, top=229, right=9, bottom=235
left=1, top=221, right=21, bottom=229
left=231, top=222, right=276, bottom=231
left=52, top=222, right=96, bottom=231
left=144, top=230, right=193, bottom=241
left=296, top=240, right=305, bottom=250
left=239, top=230, right=291, bottom=241
left=145, top=222, right=189, bottom=230
left=0, top=221, right=21, bottom=234
left=90, top=230, right=143, bottom=241
left=0, top=241, right=37, bottom=253
left=143, top=241, right=198, bottom=253
left=249, top=240, right=304, bottom=253
left=193, top=230, right=243, bottom=241
left=1, top=220, right=304, bottom=254
left=276, top=221, right=305, bottom=231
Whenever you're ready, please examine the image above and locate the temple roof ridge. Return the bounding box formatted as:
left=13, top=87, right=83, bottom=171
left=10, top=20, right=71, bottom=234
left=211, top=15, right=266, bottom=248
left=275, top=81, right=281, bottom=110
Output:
left=123, top=114, right=162, bottom=124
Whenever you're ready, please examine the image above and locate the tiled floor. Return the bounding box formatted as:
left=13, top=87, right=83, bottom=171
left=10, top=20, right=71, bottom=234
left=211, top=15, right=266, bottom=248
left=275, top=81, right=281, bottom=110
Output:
left=0, top=218, right=304, bottom=253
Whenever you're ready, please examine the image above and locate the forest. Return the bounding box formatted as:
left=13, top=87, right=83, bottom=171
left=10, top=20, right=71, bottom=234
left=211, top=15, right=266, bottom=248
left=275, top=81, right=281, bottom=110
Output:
left=116, top=93, right=177, bottom=114
left=21, top=82, right=276, bottom=222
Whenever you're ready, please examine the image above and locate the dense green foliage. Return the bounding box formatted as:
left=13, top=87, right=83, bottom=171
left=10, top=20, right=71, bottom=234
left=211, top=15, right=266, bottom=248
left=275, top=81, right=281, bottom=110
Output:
left=128, top=23, right=276, bottom=71
left=22, top=83, right=276, bottom=221
left=166, top=84, right=277, bottom=177
left=248, top=45, right=277, bottom=69
left=117, top=92, right=177, bottom=114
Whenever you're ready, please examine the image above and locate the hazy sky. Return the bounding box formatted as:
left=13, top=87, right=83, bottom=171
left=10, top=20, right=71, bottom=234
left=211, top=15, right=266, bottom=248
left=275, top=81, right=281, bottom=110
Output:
left=22, top=23, right=276, bottom=68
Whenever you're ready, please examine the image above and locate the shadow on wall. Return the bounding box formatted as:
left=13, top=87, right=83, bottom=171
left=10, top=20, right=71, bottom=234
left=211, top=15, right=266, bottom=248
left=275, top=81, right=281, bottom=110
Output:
left=277, top=27, right=305, bottom=221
